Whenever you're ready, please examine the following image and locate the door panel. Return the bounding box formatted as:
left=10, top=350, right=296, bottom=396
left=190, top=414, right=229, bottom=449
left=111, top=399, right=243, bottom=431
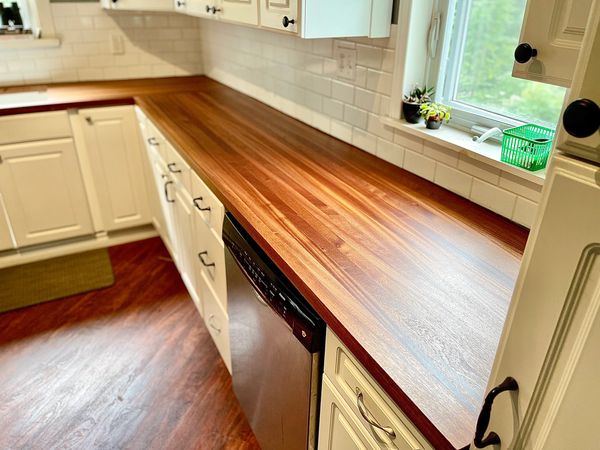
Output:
left=81, top=107, right=151, bottom=232
left=0, top=139, right=93, bottom=247
left=513, top=0, right=594, bottom=87
left=259, top=0, right=298, bottom=33
left=0, top=194, right=15, bottom=251
left=219, top=0, right=259, bottom=25
left=109, top=0, right=174, bottom=11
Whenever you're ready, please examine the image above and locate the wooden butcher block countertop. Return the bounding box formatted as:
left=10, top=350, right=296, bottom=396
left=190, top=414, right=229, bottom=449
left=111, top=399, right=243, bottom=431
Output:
left=1, top=76, right=528, bottom=449
left=136, top=78, right=529, bottom=450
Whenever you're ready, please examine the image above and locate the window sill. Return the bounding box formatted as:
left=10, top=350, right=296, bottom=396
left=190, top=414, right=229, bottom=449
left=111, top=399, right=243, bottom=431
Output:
left=380, top=117, right=546, bottom=186
left=0, top=37, right=60, bottom=50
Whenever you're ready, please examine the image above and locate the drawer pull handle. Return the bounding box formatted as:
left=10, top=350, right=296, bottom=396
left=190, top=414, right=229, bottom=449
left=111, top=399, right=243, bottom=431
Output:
left=473, top=376, right=519, bottom=448
left=198, top=251, right=216, bottom=269
left=147, top=137, right=159, bottom=146
left=164, top=180, right=175, bottom=203
left=167, top=163, right=182, bottom=174
left=193, top=197, right=212, bottom=212
left=356, top=388, right=396, bottom=440
left=208, top=314, right=221, bottom=333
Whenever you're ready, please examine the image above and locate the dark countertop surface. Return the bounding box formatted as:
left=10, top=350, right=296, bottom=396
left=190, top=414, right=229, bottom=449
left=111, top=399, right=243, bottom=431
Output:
left=2, top=76, right=528, bottom=449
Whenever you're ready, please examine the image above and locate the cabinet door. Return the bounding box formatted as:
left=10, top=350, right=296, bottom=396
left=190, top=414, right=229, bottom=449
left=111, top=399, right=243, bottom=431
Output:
left=149, top=153, right=177, bottom=256
left=179, top=0, right=216, bottom=17
left=319, top=376, right=378, bottom=450
left=259, top=0, right=298, bottom=33
left=80, top=107, right=151, bottom=232
left=219, top=0, right=259, bottom=25
left=513, top=0, right=594, bottom=87
left=107, top=0, right=174, bottom=11
left=0, top=139, right=93, bottom=247
left=173, top=183, right=197, bottom=296
left=0, top=194, right=15, bottom=252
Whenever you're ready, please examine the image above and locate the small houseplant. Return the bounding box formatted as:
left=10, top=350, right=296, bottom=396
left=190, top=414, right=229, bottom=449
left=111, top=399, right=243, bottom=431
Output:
left=402, top=85, right=434, bottom=124
left=419, top=102, right=451, bottom=130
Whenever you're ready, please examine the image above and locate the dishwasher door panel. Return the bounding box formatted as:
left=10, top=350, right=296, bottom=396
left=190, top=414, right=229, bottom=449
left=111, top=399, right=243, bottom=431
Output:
left=226, top=250, right=313, bottom=450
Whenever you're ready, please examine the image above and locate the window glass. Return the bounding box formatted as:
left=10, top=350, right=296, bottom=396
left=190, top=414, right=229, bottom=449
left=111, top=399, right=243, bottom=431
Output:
left=451, top=0, right=566, bottom=127
left=0, top=1, right=32, bottom=34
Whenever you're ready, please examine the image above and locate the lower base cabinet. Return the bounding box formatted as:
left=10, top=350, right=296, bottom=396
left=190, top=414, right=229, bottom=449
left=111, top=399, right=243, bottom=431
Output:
left=319, top=329, right=433, bottom=450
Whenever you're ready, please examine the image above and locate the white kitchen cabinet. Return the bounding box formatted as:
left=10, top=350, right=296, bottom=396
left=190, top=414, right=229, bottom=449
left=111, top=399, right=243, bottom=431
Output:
left=79, top=106, right=151, bottom=233
left=101, top=0, right=174, bottom=11
left=0, top=139, right=93, bottom=247
left=148, top=149, right=177, bottom=256
left=219, top=0, right=259, bottom=25
left=172, top=178, right=198, bottom=301
left=319, top=329, right=433, bottom=450
left=174, top=0, right=215, bottom=18
left=0, top=195, right=15, bottom=252
left=259, top=0, right=392, bottom=38
left=513, top=0, right=594, bottom=87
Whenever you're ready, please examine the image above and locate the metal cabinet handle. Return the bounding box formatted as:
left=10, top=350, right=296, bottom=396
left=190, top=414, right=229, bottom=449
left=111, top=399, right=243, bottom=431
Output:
left=167, top=163, right=182, bottom=174
left=147, top=137, right=159, bottom=146
left=208, top=314, right=221, bottom=333
left=85, top=116, right=93, bottom=125
left=282, top=16, right=295, bottom=28
left=164, top=180, right=175, bottom=203
left=355, top=388, right=396, bottom=439
left=198, top=251, right=216, bottom=268
left=176, top=0, right=186, bottom=6
left=473, top=376, right=519, bottom=448
left=193, top=197, right=211, bottom=212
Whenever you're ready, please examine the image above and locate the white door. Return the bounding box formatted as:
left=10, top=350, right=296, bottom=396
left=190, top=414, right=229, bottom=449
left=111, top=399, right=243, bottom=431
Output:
left=475, top=4, right=600, bottom=449
left=513, top=0, right=594, bottom=87
left=107, top=0, right=174, bottom=11
left=149, top=153, right=177, bottom=256
left=219, top=0, right=259, bottom=25
left=80, top=106, right=151, bottom=232
left=0, top=194, right=15, bottom=252
left=0, top=139, right=93, bottom=247
left=259, top=0, right=298, bottom=33
left=173, top=183, right=197, bottom=296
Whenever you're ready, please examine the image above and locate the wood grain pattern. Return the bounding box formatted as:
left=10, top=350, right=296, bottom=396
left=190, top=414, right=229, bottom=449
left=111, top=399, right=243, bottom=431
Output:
left=136, top=78, right=529, bottom=450
left=0, top=238, right=259, bottom=450
left=0, top=77, right=205, bottom=116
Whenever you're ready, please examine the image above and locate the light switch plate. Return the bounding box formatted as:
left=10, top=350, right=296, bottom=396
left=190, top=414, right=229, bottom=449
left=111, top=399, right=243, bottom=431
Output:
left=334, top=42, right=357, bottom=81
left=110, top=34, right=125, bottom=55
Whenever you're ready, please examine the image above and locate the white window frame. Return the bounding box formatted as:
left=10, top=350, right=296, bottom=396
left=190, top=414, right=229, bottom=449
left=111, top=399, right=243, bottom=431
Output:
left=0, top=0, right=58, bottom=49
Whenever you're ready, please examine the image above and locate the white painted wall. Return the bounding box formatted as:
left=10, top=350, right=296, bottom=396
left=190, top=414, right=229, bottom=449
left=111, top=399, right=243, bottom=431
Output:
left=199, top=20, right=542, bottom=227
left=0, top=2, right=203, bottom=86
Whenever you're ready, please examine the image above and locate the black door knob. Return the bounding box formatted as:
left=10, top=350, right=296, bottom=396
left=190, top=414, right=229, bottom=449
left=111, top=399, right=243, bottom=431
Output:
left=514, top=43, right=537, bottom=64
left=206, top=5, right=210, bottom=12
left=562, top=98, right=600, bottom=138
left=210, top=6, right=221, bottom=14
left=282, top=16, right=295, bottom=28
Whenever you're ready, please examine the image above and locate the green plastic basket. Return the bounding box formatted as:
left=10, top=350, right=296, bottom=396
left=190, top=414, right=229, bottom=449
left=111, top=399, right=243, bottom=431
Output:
left=501, top=124, right=555, bottom=171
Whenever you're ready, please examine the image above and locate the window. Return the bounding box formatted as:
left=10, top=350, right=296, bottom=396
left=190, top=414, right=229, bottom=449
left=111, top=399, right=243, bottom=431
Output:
left=434, top=0, right=566, bottom=130
left=0, top=1, right=33, bottom=35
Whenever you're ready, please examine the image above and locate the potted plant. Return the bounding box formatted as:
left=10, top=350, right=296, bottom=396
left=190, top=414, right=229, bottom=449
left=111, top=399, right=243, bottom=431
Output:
left=402, top=85, right=434, bottom=124
left=419, top=102, right=451, bottom=129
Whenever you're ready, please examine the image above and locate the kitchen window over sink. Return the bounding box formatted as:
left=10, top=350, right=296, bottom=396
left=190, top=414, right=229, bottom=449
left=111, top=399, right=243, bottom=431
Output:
left=429, top=0, right=567, bottom=131
left=0, top=0, right=57, bottom=45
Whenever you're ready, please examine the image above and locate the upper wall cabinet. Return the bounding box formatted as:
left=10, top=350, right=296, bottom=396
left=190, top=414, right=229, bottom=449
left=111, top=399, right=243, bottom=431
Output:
left=174, top=0, right=215, bottom=18
left=178, top=0, right=259, bottom=24
left=260, top=0, right=393, bottom=38
left=101, top=0, right=174, bottom=12
left=513, top=0, right=594, bottom=87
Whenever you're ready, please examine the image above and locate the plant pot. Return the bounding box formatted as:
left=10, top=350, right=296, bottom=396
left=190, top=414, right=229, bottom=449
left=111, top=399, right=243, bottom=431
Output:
left=402, top=102, right=422, bottom=124
left=426, top=119, right=443, bottom=130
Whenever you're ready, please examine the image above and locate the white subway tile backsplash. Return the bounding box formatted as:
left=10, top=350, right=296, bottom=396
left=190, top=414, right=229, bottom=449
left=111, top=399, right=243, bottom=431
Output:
left=367, top=113, right=394, bottom=141
left=435, top=164, right=473, bottom=197
left=331, top=120, right=353, bottom=143
left=423, top=142, right=458, bottom=167
left=470, top=179, right=517, bottom=218
left=366, top=69, right=392, bottom=95
left=343, top=105, right=368, bottom=129
left=354, top=88, right=380, bottom=113
left=376, top=138, right=404, bottom=168
left=331, top=80, right=355, bottom=104
left=512, top=197, right=538, bottom=228
left=352, top=128, right=377, bottom=155
left=457, top=154, right=501, bottom=184
left=499, top=172, right=543, bottom=202
left=357, top=45, right=383, bottom=70
left=403, top=150, right=436, bottom=181
left=394, top=131, right=424, bottom=153
left=322, top=98, right=345, bottom=120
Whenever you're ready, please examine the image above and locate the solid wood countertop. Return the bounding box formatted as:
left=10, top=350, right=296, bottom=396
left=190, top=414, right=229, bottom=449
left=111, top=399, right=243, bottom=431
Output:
left=0, top=77, right=206, bottom=116
left=1, top=76, right=528, bottom=448
left=135, top=78, right=529, bottom=450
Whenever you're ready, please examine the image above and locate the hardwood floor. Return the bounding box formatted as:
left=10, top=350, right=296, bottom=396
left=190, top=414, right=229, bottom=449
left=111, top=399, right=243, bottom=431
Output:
left=0, top=238, right=259, bottom=450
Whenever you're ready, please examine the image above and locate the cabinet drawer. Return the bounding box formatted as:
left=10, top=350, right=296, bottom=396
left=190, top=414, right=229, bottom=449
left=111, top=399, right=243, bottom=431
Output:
left=0, top=111, right=72, bottom=145
left=200, top=270, right=232, bottom=372
left=324, top=329, right=432, bottom=450
left=194, top=213, right=227, bottom=309
left=191, top=171, right=225, bottom=237
left=319, top=375, right=381, bottom=450
left=145, top=120, right=168, bottom=161
left=165, top=142, right=191, bottom=194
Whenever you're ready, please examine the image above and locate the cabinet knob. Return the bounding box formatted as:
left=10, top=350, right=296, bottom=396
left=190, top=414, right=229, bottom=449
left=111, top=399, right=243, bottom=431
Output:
left=208, top=6, right=221, bottom=14
left=205, top=5, right=211, bottom=12
left=514, top=43, right=537, bottom=64
left=282, top=16, right=295, bottom=28
left=177, top=0, right=186, bottom=6
left=85, top=116, right=93, bottom=125
left=562, top=98, right=600, bottom=138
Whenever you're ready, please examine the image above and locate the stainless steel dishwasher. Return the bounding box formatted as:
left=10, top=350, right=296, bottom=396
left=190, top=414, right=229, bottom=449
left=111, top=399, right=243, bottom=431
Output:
left=223, top=213, right=324, bottom=450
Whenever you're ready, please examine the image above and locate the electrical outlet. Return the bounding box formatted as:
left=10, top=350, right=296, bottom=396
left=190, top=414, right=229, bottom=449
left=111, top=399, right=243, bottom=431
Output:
left=334, top=42, right=356, bottom=81
left=110, top=34, right=125, bottom=55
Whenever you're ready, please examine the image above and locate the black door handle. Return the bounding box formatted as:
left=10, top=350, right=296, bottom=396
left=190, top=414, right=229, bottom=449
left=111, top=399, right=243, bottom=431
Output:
left=562, top=98, right=600, bottom=139
left=164, top=180, right=175, bottom=204
left=198, top=251, right=216, bottom=268
left=473, top=376, right=519, bottom=448
left=282, top=16, right=295, bottom=28
left=193, top=197, right=211, bottom=212
left=514, top=43, right=537, bottom=64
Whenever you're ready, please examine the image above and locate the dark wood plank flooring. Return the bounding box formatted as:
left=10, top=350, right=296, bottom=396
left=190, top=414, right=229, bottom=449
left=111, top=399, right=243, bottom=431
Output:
left=0, top=238, right=259, bottom=450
